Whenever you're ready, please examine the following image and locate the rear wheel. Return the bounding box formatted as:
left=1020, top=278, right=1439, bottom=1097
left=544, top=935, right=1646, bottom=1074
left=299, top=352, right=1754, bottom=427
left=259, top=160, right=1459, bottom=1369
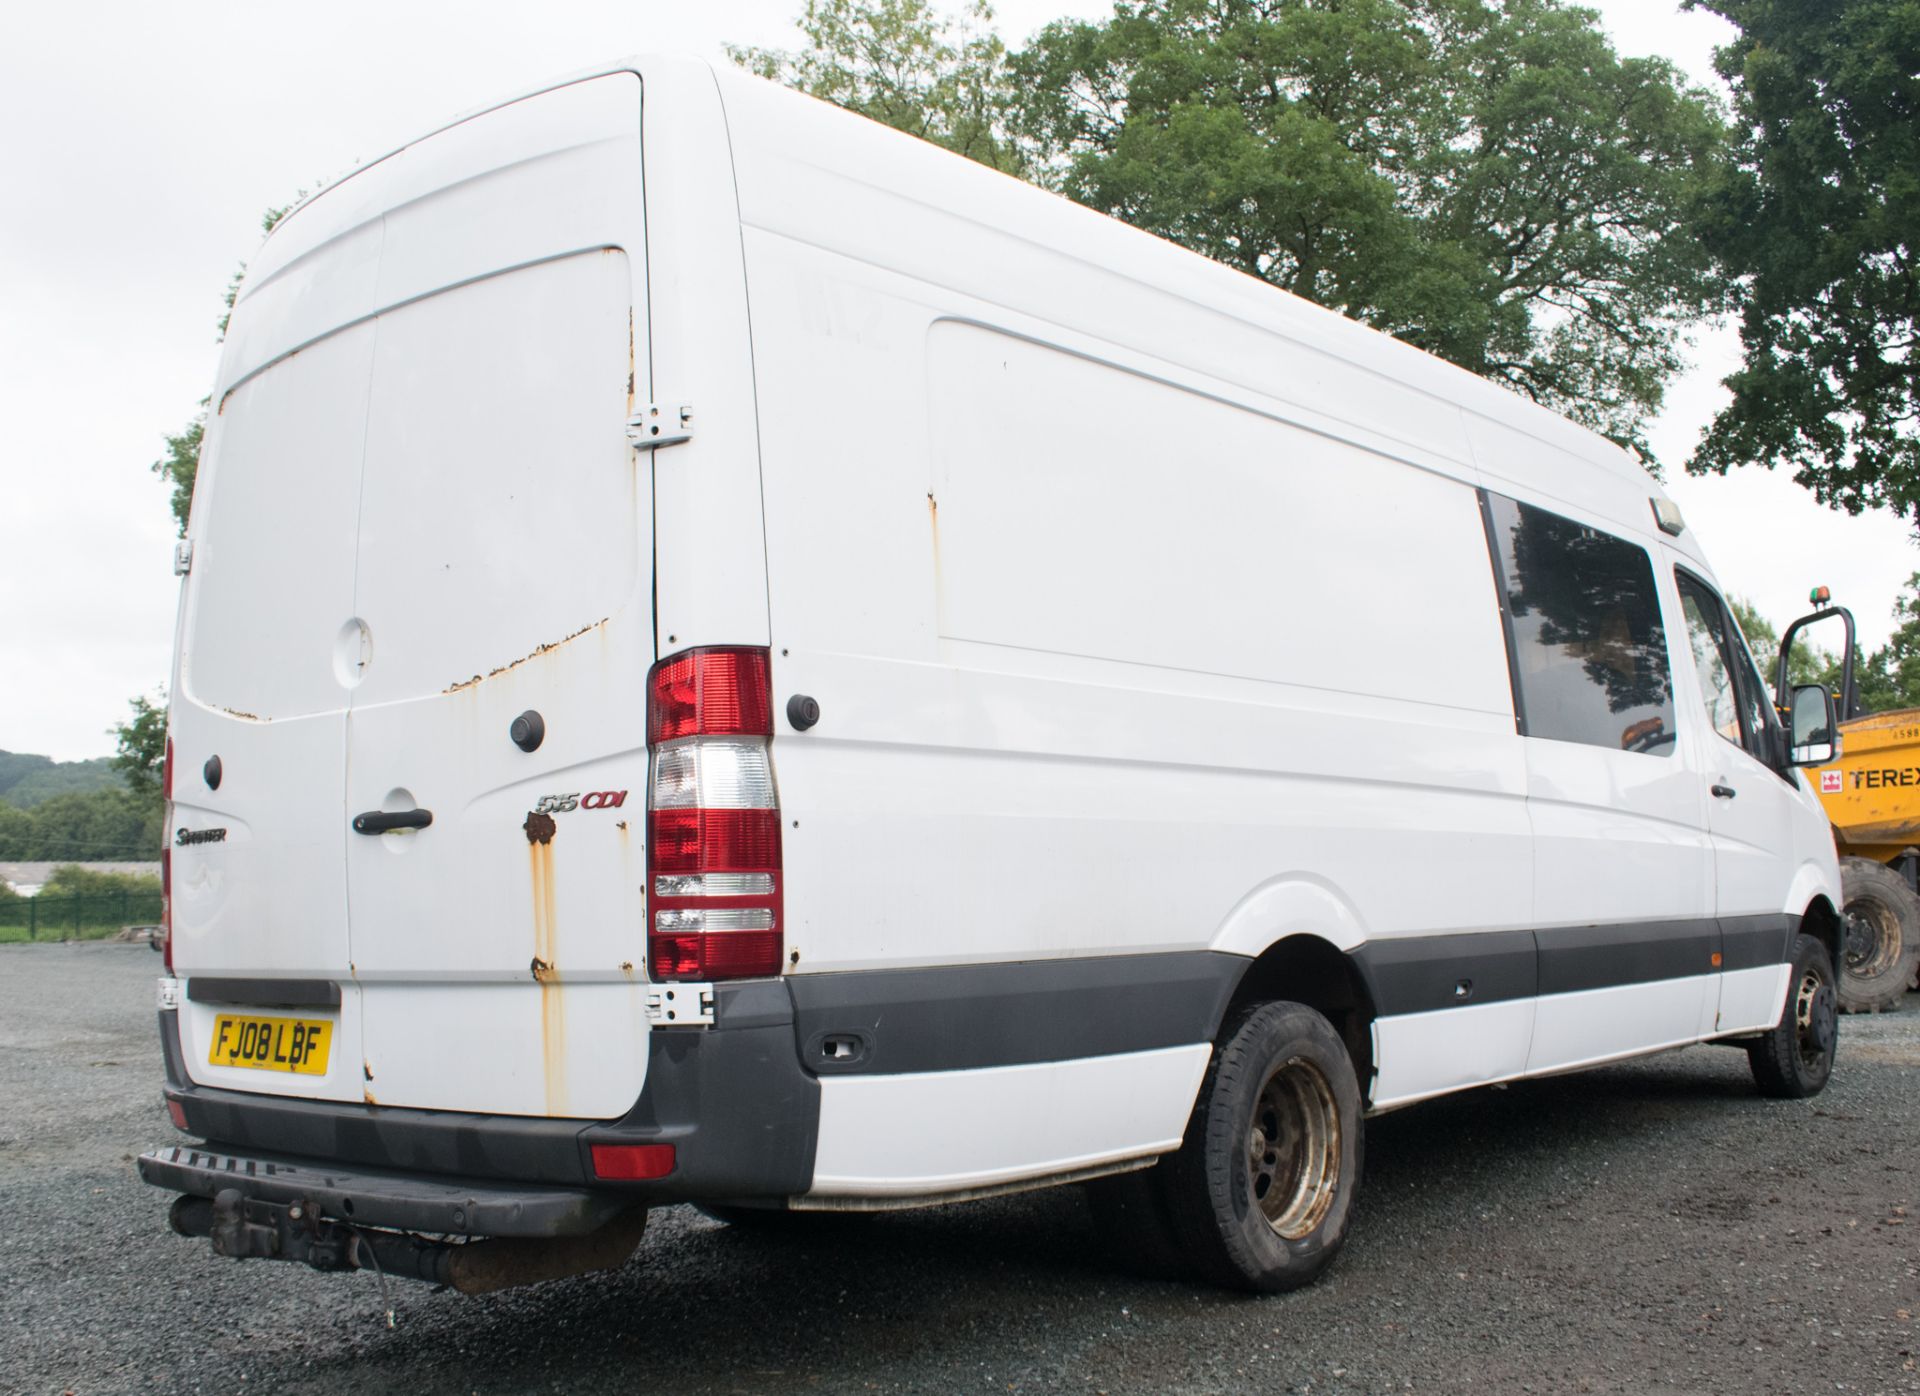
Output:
left=1749, top=933, right=1840, bottom=1098
left=1159, top=1001, right=1363, bottom=1292
left=1835, top=857, right=1920, bottom=1013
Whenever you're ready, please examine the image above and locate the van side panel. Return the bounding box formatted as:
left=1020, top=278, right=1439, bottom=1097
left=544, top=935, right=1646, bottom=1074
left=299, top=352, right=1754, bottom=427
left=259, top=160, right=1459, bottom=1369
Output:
left=719, top=74, right=1537, bottom=1185
left=741, top=225, right=1533, bottom=974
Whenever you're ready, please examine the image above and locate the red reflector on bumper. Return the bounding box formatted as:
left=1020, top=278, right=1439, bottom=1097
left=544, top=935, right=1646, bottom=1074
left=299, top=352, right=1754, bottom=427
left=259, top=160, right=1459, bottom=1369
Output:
left=590, top=1143, right=676, bottom=1181
left=166, top=1099, right=188, bottom=1131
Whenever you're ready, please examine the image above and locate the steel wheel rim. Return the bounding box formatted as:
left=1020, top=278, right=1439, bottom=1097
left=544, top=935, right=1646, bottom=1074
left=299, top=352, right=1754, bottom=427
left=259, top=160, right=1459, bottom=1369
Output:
left=1246, top=1055, right=1341, bottom=1240
left=1793, top=963, right=1836, bottom=1071
left=1844, top=897, right=1902, bottom=977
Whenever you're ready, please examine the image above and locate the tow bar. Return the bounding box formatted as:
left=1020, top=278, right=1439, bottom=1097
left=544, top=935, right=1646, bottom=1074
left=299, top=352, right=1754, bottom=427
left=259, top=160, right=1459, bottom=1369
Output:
left=169, top=1190, right=648, bottom=1295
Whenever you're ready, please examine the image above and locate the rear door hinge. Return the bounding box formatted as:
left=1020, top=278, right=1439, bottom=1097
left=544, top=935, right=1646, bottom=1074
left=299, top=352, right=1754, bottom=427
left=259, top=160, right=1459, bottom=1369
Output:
left=173, top=540, right=193, bottom=576
left=626, top=403, right=692, bottom=451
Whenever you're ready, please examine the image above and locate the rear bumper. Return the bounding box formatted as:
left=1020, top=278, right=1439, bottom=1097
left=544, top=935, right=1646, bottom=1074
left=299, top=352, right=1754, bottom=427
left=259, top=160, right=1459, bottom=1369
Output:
left=145, top=979, right=819, bottom=1229
left=136, top=1143, right=625, bottom=1237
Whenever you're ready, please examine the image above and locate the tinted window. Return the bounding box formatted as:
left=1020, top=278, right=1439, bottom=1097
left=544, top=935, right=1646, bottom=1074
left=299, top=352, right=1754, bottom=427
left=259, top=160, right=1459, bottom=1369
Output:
left=1678, top=580, right=1743, bottom=744
left=1485, top=494, right=1676, bottom=755
left=1677, top=570, right=1776, bottom=764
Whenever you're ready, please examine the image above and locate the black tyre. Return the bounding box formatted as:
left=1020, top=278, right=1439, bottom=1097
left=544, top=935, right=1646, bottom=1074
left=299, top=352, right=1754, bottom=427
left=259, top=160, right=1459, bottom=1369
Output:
left=1159, top=1000, right=1363, bottom=1292
left=1835, top=857, right=1920, bottom=1013
left=1085, top=1166, right=1190, bottom=1280
left=1749, top=933, right=1840, bottom=1099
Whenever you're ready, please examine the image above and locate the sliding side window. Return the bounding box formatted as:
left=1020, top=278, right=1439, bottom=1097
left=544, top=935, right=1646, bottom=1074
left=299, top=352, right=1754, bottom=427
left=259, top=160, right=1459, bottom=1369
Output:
left=1482, top=493, right=1677, bottom=756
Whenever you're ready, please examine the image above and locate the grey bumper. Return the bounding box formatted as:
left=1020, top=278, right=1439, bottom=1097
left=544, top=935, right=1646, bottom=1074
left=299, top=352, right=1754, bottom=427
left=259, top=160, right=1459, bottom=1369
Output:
left=137, top=1143, right=626, bottom=1237
left=144, top=978, right=821, bottom=1220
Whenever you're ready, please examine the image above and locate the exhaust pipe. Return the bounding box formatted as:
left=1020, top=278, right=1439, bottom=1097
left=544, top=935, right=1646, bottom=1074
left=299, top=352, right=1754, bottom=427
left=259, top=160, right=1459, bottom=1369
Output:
left=170, top=1190, right=648, bottom=1294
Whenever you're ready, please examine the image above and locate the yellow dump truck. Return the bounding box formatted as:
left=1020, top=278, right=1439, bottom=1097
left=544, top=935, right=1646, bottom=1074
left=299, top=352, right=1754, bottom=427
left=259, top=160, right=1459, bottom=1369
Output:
left=1780, top=594, right=1920, bottom=1011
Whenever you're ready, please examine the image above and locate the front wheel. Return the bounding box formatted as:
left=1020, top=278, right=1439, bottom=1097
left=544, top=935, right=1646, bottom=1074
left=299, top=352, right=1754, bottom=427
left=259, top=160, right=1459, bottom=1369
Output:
left=1749, top=933, right=1839, bottom=1099
left=1159, top=1001, right=1363, bottom=1292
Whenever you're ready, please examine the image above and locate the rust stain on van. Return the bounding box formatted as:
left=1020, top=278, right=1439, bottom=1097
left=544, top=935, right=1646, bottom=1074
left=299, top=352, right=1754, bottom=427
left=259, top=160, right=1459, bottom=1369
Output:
left=928, top=491, right=946, bottom=628
left=526, top=815, right=567, bottom=1116
left=444, top=617, right=609, bottom=694
left=626, top=307, right=636, bottom=414
left=217, top=707, right=265, bottom=722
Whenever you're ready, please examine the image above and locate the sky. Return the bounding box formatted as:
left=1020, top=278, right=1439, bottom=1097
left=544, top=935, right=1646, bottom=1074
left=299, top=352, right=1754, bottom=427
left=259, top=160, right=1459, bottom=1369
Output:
left=2, top=0, right=1913, bottom=762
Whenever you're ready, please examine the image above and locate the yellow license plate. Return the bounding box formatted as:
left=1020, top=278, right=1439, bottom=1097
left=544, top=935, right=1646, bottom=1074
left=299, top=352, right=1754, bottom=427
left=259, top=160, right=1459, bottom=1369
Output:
left=209, top=1015, right=332, bottom=1075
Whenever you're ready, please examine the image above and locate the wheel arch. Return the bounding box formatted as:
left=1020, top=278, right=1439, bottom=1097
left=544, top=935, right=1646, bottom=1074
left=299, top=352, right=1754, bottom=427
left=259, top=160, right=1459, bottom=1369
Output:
left=1800, top=893, right=1842, bottom=975
left=1222, top=933, right=1379, bottom=1106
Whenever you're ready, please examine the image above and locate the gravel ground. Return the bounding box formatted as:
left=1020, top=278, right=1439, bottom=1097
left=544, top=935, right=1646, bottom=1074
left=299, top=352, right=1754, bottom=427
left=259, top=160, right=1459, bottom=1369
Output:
left=3, top=942, right=1917, bottom=1396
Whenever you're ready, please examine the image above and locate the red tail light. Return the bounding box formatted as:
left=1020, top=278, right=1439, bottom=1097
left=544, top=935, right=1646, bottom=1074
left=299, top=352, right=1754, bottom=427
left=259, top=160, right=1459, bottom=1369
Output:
left=645, top=647, right=783, bottom=981
left=647, top=808, right=783, bottom=874
left=648, top=647, right=772, bottom=743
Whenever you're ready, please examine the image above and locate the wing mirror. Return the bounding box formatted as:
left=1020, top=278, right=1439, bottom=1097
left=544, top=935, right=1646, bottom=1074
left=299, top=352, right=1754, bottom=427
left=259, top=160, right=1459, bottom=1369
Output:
left=1786, top=683, right=1842, bottom=767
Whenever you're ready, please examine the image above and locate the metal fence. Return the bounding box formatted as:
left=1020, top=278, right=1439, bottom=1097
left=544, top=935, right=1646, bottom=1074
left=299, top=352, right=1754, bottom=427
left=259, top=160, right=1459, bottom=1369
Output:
left=0, top=890, right=164, bottom=941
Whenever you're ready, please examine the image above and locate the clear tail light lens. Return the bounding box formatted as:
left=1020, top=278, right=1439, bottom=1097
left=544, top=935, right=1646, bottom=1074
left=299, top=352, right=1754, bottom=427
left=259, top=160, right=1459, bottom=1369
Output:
left=645, top=648, right=783, bottom=981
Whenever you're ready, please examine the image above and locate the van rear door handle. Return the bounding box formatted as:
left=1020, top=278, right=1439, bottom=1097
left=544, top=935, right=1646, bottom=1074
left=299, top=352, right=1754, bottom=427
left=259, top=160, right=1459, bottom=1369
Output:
left=352, top=808, right=434, bottom=834
left=1710, top=784, right=1737, bottom=800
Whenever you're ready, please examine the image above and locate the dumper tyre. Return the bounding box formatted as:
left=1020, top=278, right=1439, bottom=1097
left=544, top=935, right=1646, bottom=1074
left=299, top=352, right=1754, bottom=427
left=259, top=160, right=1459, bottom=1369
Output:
left=1159, top=1000, right=1362, bottom=1292
left=1749, top=933, right=1840, bottom=1099
left=1836, top=857, right=1920, bottom=1013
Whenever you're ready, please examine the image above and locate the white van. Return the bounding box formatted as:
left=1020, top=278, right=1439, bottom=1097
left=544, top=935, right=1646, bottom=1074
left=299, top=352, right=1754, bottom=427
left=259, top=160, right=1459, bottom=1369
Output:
left=139, top=57, right=1846, bottom=1295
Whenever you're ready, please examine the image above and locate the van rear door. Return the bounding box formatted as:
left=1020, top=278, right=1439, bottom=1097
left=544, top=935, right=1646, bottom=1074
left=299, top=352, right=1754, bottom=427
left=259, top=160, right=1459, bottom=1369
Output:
left=341, top=249, right=652, bottom=1119
left=169, top=324, right=374, bottom=1105
left=176, top=74, right=657, bottom=1120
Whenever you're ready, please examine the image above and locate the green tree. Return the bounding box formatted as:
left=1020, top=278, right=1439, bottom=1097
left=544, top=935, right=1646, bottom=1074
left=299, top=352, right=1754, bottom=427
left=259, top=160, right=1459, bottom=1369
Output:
left=1852, top=574, right=1920, bottom=714
left=40, top=865, right=163, bottom=900
left=1010, top=0, right=1729, bottom=458
left=111, top=692, right=168, bottom=802
left=152, top=199, right=302, bottom=535
left=153, top=417, right=203, bottom=538
left=0, top=790, right=162, bottom=862
left=1685, top=0, right=1920, bottom=523
left=1754, top=579, right=1920, bottom=715
left=731, top=0, right=1028, bottom=175
left=1729, top=595, right=1832, bottom=690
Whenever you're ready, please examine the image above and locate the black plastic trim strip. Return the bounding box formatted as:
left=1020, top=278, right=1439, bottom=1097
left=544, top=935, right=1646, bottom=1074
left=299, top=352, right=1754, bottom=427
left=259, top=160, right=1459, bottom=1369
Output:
left=186, top=977, right=341, bottom=1010
left=1355, top=929, right=1536, bottom=1015
left=1721, top=913, right=1799, bottom=973
left=1477, top=487, right=1529, bottom=737
left=1536, top=919, right=1719, bottom=996
left=1356, top=914, right=1802, bottom=1018
left=785, top=952, right=1242, bottom=1077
